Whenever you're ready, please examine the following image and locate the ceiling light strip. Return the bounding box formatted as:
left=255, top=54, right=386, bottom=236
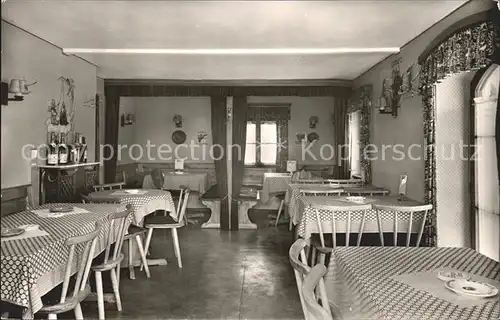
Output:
left=62, top=48, right=400, bottom=55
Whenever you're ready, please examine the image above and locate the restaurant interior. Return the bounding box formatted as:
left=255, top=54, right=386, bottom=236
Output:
left=1, top=1, right=499, bottom=319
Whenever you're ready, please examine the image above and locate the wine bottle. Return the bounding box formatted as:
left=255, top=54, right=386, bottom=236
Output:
left=46, top=133, right=58, bottom=165
left=79, top=136, right=87, bottom=163
left=58, top=133, right=68, bottom=165
left=73, top=133, right=81, bottom=163
left=82, top=136, right=88, bottom=163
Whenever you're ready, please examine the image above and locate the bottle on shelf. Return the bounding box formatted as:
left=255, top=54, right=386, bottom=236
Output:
left=82, top=136, right=88, bottom=163
left=73, top=133, right=81, bottom=164
left=46, top=133, right=58, bottom=165
left=58, top=133, right=68, bottom=165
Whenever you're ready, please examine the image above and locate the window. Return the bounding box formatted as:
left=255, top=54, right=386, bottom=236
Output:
left=348, top=111, right=361, bottom=176
left=245, top=121, right=277, bottom=166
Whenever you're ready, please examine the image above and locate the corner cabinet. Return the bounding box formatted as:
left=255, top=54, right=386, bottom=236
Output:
left=39, top=162, right=99, bottom=204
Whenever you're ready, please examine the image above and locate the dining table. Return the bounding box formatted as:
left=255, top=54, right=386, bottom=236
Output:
left=325, top=246, right=500, bottom=320
left=294, top=195, right=422, bottom=240
left=142, top=171, right=210, bottom=194
left=0, top=203, right=125, bottom=319
left=285, top=184, right=390, bottom=224
left=260, top=172, right=292, bottom=203
left=86, top=189, right=176, bottom=226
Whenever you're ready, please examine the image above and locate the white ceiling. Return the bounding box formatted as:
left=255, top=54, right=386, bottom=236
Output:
left=2, top=0, right=466, bottom=80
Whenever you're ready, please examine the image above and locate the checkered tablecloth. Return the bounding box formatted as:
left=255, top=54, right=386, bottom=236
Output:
left=286, top=184, right=390, bottom=223
left=163, top=172, right=209, bottom=194
left=87, top=189, right=175, bottom=226
left=1, top=203, right=125, bottom=318
left=325, top=246, right=500, bottom=320
left=295, top=196, right=424, bottom=239
left=143, top=172, right=210, bottom=194
left=261, top=173, right=292, bottom=203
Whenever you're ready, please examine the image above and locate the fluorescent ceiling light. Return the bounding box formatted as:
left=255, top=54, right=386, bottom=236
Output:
left=63, top=48, right=400, bottom=55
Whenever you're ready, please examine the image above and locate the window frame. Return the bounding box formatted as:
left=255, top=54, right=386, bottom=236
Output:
left=244, top=119, right=278, bottom=167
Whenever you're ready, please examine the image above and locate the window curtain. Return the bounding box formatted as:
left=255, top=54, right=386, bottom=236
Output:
left=333, top=96, right=350, bottom=179
left=276, top=120, right=289, bottom=172
left=211, top=95, right=230, bottom=230
left=103, top=91, right=120, bottom=183
left=348, top=85, right=372, bottom=183
left=418, top=17, right=498, bottom=246
left=231, top=96, right=248, bottom=229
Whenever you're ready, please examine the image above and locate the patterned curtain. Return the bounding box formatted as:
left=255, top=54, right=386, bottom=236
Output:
left=210, top=96, right=230, bottom=230
left=333, top=96, right=350, bottom=179
left=231, top=96, right=248, bottom=230
left=276, top=120, right=289, bottom=172
left=418, top=18, right=499, bottom=246
left=348, top=85, right=373, bottom=184
left=247, top=106, right=290, bottom=121
left=103, top=90, right=120, bottom=183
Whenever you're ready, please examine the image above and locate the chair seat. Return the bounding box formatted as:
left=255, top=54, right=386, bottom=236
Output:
left=92, top=253, right=124, bottom=272
left=39, top=285, right=91, bottom=314
left=274, top=192, right=286, bottom=200
left=165, top=189, right=181, bottom=198
left=124, top=225, right=148, bottom=239
left=144, top=215, right=183, bottom=228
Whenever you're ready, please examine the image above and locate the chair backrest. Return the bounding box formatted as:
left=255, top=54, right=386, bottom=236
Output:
left=300, top=189, right=343, bottom=197
left=81, top=195, right=119, bottom=204
left=92, top=182, right=125, bottom=192
left=151, top=168, right=166, bottom=189
left=59, top=221, right=101, bottom=304
left=289, top=239, right=312, bottom=320
left=311, top=203, right=372, bottom=248
left=324, top=179, right=363, bottom=188
left=103, top=204, right=133, bottom=264
left=345, top=189, right=390, bottom=196
left=373, top=204, right=432, bottom=247
left=302, top=265, right=333, bottom=320
left=175, top=188, right=191, bottom=223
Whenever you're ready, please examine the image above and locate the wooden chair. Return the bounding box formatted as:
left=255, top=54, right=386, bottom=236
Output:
left=373, top=204, right=432, bottom=247
left=345, top=189, right=390, bottom=196
left=90, top=205, right=132, bottom=320
left=300, top=189, right=343, bottom=197
left=310, top=203, right=372, bottom=265
left=272, top=192, right=287, bottom=227
left=93, top=172, right=127, bottom=192
left=289, top=239, right=328, bottom=320
left=37, top=222, right=101, bottom=320
left=82, top=196, right=151, bottom=282
left=143, top=188, right=191, bottom=268
left=302, top=265, right=334, bottom=320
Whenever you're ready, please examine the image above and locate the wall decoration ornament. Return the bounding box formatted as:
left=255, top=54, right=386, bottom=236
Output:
left=295, top=132, right=306, bottom=144
left=173, top=114, right=183, bottom=128
left=46, top=77, right=76, bottom=137
left=197, top=131, right=208, bottom=144
left=418, top=17, right=499, bottom=247
left=348, top=84, right=372, bottom=184
left=309, top=116, right=319, bottom=129
left=172, top=130, right=187, bottom=145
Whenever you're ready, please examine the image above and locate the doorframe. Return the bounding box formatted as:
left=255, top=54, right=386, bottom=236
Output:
left=469, top=67, right=488, bottom=250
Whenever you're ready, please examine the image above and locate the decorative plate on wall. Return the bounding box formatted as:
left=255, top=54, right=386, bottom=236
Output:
left=172, top=130, right=187, bottom=145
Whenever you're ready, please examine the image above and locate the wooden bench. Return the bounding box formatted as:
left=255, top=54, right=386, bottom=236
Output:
left=200, top=185, right=259, bottom=229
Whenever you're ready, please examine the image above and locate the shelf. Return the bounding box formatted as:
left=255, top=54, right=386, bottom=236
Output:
left=38, top=162, right=100, bottom=170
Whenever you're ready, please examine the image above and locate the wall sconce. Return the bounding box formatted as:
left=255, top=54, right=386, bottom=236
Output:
left=121, top=113, right=135, bottom=127
left=309, top=116, right=318, bottom=129
left=1, top=79, right=37, bottom=105
left=173, top=114, right=183, bottom=128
